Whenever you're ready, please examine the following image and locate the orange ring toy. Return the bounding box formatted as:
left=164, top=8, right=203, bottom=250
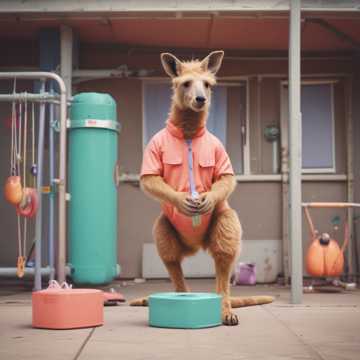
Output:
left=16, top=188, right=39, bottom=218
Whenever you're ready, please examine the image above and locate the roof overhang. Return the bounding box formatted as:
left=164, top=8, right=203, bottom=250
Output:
left=0, top=1, right=360, bottom=55
left=0, top=0, right=360, bottom=14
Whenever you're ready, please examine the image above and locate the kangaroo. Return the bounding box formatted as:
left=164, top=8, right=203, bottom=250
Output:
left=130, top=51, right=273, bottom=325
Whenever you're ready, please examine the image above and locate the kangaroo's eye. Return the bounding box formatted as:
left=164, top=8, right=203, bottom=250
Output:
left=204, top=81, right=210, bottom=89
left=183, top=81, right=191, bottom=88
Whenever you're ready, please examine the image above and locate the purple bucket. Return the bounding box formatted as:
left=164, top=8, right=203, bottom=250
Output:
left=232, top=262, right=256, bottom=285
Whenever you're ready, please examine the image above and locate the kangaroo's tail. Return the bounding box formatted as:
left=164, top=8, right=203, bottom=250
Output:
left=129, top=297, right=149, bottom=306
left=230, top=296, right=274, bottom=308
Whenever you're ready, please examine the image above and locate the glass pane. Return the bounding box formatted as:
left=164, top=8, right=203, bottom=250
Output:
left=207, top=86, right=227, bottom=145
left=143, top=82, right=172, bottom=145
left=226, top=85, right=245, bottom=174
left=301, top=84, right=334, bottom=170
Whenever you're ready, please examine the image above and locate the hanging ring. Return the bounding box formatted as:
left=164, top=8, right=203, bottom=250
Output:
left=16, top=188, right=38, bottom=218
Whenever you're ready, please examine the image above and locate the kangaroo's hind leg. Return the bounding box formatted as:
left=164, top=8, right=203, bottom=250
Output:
left=154, top=214, right=193, bottom=292
left=207, top=209, right=242, bottom=325
left=129, top=214, right=191, bottom=306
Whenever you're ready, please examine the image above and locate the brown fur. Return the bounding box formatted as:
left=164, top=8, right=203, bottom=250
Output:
left=170, top=107, right=207, bottom=139
left=130, top=51, right=274, bottom=325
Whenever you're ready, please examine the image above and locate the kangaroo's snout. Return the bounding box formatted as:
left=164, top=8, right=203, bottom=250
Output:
left=195, top=96, right=206, bottom=104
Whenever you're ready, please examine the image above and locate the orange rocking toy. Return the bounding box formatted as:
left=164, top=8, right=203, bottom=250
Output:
left=305, top=229, right=347, bottom=277
left=303, top=203, right=353, bottom=278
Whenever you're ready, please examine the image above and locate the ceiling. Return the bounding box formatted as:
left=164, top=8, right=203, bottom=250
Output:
left=0, top=15, right=360, bottom=52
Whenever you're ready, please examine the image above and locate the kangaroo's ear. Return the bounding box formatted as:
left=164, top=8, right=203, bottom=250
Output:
left=200, top=50, right=224, bottom=75
left=160, top=53, right=182, bottom=78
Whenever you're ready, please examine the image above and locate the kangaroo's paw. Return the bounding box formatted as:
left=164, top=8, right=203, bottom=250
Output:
left=222, top=310, right=239, bottom=326
left=129, top=297, right=149, bottom=306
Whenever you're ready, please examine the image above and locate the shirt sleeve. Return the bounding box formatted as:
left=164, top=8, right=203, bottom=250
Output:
left=214, top=141, right=234, bottom=180
left=140, top=135, right=163, bottom=177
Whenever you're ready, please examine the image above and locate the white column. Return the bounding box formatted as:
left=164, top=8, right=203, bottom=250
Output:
left=60, top=25, right=73, bottom=99
left=289, top=0, right=303, bottom=304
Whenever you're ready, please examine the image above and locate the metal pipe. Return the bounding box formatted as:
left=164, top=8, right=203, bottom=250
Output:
left=59, top=28, right=71, bottom=284
left=289, top=0, right=303, bottom=304
left=282, top=79, right=340, bottom=85
left=244, top=79, right=251, bottom=175
left=221, top=74, right=351, bottom=80
left=0, top=72, right=67, bottom=84
left=73, top=69, right=133, bottom=78
left=280, top=83, right=290, bottom=285
left=225, top=56, right=352, bottom=61
left=0, top=267, right=52, bottom=277
left=0, top=92, right=59, bottom=101
left=0, top=266, right=71, bottom=277
left=303, top=207, right=316, bottom=238
left=34, top=80, right=46, bottom=291
left=73, top=73, right=351, bottom=84
left=346, top=77, right=354, bottom=278
left=48, top=88, right=55, bottom=281
left=123, top=74, right=351, bottom=83
left=118, top=173, right=348, bottom=184
left=256, top=76, right=262, bottom=174
left=59, top=25, right=73, bottom=283
left=57, top=79, right=67, bottom=285
left=273, top=141, right=279, bottom=174
left=0, top=72, right=67, bottom=286
left=303, top=202, right=360, bottom=209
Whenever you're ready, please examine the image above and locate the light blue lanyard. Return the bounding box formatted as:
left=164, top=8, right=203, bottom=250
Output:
left=186, top=139, right=201, bottom=227
left=186, top=139, right=198, bottom=198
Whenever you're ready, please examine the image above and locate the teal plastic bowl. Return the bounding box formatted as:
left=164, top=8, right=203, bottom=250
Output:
left=149, top=292, right=222, bottom=329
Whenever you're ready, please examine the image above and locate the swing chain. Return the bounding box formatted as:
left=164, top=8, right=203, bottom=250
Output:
left=30, top=102, right=37, bottom=180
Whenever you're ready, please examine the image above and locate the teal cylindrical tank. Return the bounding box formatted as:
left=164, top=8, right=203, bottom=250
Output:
left=68, top=92, right=120, bottom=284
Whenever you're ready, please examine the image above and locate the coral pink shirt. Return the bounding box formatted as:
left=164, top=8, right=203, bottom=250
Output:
left=141, top=121, right=234, bottom=237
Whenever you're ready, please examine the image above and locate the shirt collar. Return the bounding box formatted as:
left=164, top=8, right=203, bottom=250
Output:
left=166, top=120, right=206, bottom=139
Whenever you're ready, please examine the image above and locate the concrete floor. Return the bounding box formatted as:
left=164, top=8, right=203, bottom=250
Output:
left=0, top=279, right=359, bottom=360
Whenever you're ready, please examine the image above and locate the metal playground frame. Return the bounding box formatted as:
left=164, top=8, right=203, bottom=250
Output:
left=0, top=72, right=67, bottom=290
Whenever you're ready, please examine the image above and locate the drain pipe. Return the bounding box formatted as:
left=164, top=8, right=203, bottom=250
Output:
left=345, top=77, right=355, bottom=279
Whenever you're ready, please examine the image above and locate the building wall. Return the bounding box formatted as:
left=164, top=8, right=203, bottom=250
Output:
left=0, top=43, right=354, bottom=278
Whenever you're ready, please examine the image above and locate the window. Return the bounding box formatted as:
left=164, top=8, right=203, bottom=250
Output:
left=281, top=82, right=336, bottom=173
left=143, top=81, right=227, bottom=145
left=301, top=84, right=335, bottom=172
